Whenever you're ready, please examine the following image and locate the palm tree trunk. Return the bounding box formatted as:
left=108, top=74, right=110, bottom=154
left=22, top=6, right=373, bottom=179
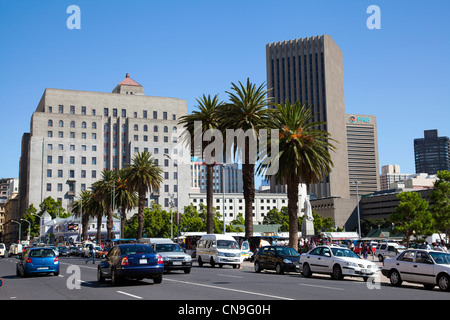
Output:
left=96, top=213, right=102, bottom=244
left=106, top=205, right=113, bottom=240
left=206, top=164, right=214, bottom=234
left=287, top=175, right=300, bottom=251
left=243, top=163, right=255, bottom=238
left=137, top=186, right=146, bottom=240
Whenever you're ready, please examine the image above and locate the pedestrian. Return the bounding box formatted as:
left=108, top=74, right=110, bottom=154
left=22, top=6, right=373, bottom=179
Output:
left=363, top=243, right=368, bottom=259
left=85, top=244, right=96, bottom=264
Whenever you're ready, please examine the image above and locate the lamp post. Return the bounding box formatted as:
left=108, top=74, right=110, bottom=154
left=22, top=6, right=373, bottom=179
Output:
left=221, top=163, right=226, bottom=235
left=10, top=220, right=21, bottom=243
left=164, top=154, right=179, bottom=241
left=20, top=219, right=31, bottom=241
left=352, top=180, right=362, bottom=238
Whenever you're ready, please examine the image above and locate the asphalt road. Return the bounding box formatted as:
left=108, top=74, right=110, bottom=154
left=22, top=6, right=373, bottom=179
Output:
left=0, top=255, right=448, bottom=303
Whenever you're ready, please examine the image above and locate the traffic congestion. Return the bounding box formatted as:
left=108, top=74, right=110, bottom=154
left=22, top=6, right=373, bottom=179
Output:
left=1, top=234, right=449, bottom=293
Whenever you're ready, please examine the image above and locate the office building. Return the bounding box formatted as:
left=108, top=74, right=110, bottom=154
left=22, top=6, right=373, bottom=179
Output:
left=266, top=35, right=350, bottom=199
left=379, top=165, right=415, bottom=191
left=190, top=161, right=243, bottom=194
left=414, top=129, right=450, bottom=175
left=346, top=114, right=380, bottom=195
left=19, top=74, right=190, bottom=218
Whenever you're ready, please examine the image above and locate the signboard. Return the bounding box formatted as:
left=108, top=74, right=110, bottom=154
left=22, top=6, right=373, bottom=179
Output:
left=349, top=115, right=371, bottom=124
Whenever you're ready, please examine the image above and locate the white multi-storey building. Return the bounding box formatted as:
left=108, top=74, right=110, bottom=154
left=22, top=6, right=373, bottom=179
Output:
left=190, top=160, right=243, bottom=194
left=19, top=74, right=190, bottom=218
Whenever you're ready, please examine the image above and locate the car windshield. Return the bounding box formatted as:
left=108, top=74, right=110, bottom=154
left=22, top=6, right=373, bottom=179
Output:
left=430, top=252, right=450, bottom=265
left=155, top=244, right=183, bottom=252
left=217, top=240, right=238, bottom=249
left=120, top=244, right=155, bottom=255
left=331, top=247, right=361, bottom=259
left=29, top=249, right=55, bottom=258
left=275, top=247, right=300, bottom=256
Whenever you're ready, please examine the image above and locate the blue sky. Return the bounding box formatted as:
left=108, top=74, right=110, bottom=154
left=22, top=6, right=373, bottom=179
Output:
left=0, top=0, right=449, bottom=181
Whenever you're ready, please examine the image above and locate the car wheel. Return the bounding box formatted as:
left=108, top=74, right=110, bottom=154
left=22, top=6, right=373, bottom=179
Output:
left=111, top=268, right=120, bottom=286
left=198, top=256, right=203, bottom=267
left=54, top=270, right=59, bottom=276
left=437, top=274, right=450, bottom=292
left=302, top=263, right=312, bottom=278
left=184, top=268, right=191, bottom=274
left=389, top=270, right=402, bottom=287
left=378, top=255, right=384, bottom=262
left=210, top=257, right=215, bottom=268
left=332, top=265, right=343, bottom=280
left=97, top=266, right=105, bottom=283
left=275, top=263, right=284, bottom=275
left=153, top=275, right=163, bottom=284
left=254, top=261, right=262, bottom=273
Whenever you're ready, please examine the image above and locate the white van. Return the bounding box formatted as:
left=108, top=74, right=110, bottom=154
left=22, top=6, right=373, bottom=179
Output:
left=196, top=234, right=242, bottom=268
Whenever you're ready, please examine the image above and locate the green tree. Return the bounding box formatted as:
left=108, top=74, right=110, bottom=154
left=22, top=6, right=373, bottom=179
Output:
left=178, top=94, right=225, bottom=234
left=114, top=169, right=138, bottom=238
left=122, top=151, right=163, bottom=240
left=259, top=100, right=335, bottom=250
left=390, top=191, right=434, bottom=248
left=91, top=170, right=117, bottom=239
left=430, top=170, right=450, bottom=242
left=71, top=191, right=97, bottom=241
left=219, top=79, right=273, bottom=238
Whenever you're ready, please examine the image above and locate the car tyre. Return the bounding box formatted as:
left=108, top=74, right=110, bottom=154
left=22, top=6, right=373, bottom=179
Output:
left=389, top=270, right=402, bottom=287
left=210, top=257, right=215, bottom=268
left=437, top=273, right=450, bottom=292
left=254, top=261, right=262, bottom=273
left=184, top=268, right=191, bottom=274
left=153, top=274, right=163, bottom=284
left=378, top=255, right=384, bottom=262
left=198, top=256, right=203, bottom=267
left=302, top=263, right=312, bottom=278
left=275, top=263, right=284, bottom=275
left=332, top=264, right=343, bottom=280
left=97, top=266, right=105, bottom=283
left=111, top=268, right=120, bottom=286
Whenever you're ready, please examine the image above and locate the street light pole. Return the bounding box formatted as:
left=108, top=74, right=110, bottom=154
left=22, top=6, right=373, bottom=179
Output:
left=352, top=180, right=362, bottom=238
left=11, top=220, right=22, bottom=243
left=221, top=163, right=226, bottom=235
left=20, top=219, right=31, bottom=241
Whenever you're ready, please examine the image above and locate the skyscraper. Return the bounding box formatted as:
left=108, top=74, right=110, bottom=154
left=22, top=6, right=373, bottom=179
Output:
left=266, top=35, right=349, bottom=199
left=19, top=74, right=190, bottom=217
left=414, top=129, right=450, bottom=175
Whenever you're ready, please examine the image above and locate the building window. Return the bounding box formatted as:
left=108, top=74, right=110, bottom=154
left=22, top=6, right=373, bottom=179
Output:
left=47, top=156, right=52, bottom=164
left=163, top=112, right=167, bottom=120
left=47, top=183, right=52, bottom=192
left=59, top=105, right=63, bottom=113
left=81, top=106, right=86, bottom=115
left=70, top=106, right=75, bottom=114
left=153, top=111, right=157, bottom=119
left=48, top=120, right=53, bottom=127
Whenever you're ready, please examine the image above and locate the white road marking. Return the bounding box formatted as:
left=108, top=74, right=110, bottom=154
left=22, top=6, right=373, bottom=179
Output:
left=116, top=291, right=143, bottom=299
left=298, top=283, right=344, bottom=290
left=217, top=274, right=243, bottom=279
left=165, top=278, right=294, bottom=300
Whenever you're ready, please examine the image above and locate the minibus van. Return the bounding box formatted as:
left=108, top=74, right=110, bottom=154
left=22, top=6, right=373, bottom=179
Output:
left=196, top=234, right=242, bottom=268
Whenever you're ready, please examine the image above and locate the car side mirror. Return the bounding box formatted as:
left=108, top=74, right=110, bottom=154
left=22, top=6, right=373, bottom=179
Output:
left=324, top=253, right=331, bottom=257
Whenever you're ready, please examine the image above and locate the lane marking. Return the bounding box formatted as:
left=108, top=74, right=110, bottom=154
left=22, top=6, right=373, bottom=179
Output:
left=298, top=283, right=344, bottom=291
left=217, top=274, right=243, bottom=279
left=116, top=291, right=143, bottom=299
left=165, top=278, right=294, bottom=300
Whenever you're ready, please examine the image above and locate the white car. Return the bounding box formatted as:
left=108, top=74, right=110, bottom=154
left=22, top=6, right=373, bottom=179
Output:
left=300, top=245, right=379, bottom=282
left=0, top=243, right=6, bottom=258
left=381, top=249, right=450, bottom=291
left=374, top=242, right=406, bottom=262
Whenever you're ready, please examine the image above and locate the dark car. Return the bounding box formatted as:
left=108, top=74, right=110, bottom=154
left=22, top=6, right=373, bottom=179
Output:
left=254, top=246, right=301, bottom=274
left=16, top=247, right=59, bottom=277
left=58, top=247, right=70, bottom=257
left=97, top=244, right=164, bottom=285
left=69, top=246, right=79, bottom=256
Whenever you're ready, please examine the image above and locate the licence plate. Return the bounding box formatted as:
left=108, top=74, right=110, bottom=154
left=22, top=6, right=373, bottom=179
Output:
left=173, top=262, right=182, bottom=265
left=139, top=259, right=147, bottom=264
left=37, top=267, right=49, bottom=270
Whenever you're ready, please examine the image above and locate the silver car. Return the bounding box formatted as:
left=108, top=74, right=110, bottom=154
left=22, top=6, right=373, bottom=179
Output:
left=154, top=243, right=192, bottom=274
left=382, top=249, right=450, bottom=291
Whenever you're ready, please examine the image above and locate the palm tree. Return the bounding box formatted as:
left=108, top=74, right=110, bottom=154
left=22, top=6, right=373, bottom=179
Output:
left=114, top=169, right=138, bottom=238
left=178, top=94, right=224, bottom=234
left=218, top=79, right=273, bottom=238
left=91, top=170, right=117, bottom=240
left=71, top=190, right=96, bottom=241
left=122, top=151, right=163, bottom=239
left=259, top=100, right=335, bottom=250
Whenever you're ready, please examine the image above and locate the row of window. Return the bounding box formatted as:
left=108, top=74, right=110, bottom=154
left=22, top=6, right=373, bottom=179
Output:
left=47, top=156, right=97, bottom=165
left=132, top=135, right=177, bottom=143
left=46, top=169, right=97, bottom=180
left=48, top=120, right=97, bottom=129
left=132, top=124, right=177, bottom=133
left=47, top=144, right=97, bottom=152
left=46, top=105, right=177, bottom=121
left=48, top=131, right=98, bottom=140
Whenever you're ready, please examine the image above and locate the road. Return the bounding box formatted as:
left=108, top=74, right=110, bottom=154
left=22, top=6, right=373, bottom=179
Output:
left=1, top=255, right=448, bottom=304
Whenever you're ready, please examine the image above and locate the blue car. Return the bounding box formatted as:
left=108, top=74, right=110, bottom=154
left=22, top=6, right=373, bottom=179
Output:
left=16, top=247, right=59, bottom=277
left=97, top=244, right=164, bottom=285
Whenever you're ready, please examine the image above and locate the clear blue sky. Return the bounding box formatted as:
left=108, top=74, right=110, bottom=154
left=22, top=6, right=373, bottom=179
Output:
left=0, top=0, right=449, bottom=181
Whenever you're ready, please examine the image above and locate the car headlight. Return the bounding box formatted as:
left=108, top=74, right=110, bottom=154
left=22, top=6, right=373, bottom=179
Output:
left=218, top=251, right=225, bottom=257
left=283, top=259, right=293, bottom=264
left=345, top=262, right=358, bottom=267
left=162, top=256, right=170, bottom=261
left=184, top=256, right=192, bottom=262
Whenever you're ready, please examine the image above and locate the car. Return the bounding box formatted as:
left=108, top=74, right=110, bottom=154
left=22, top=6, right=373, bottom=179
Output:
left=0, top=243, right=6, bottom=258
left=16, top=247, right=59, bottom=277
left=196, top=234, right=242, bottom=268
left=254, top=246, right=301, bottom=274
left=96, top=247, right=111, bottom=259
left=374, top=241, right=406, bottom=262
left=381, top=249, right=450, bottom=291
left=58, top=246, right=70, bottom=257
left=153, top=240, right=192, bottom=274
left=69, top=246, right=79, bottom=256
left=300, top=245, right=379, bottom=282
left=46, top=246, right=59, bottom=257
left=97, top=244, right=164, bottom=286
